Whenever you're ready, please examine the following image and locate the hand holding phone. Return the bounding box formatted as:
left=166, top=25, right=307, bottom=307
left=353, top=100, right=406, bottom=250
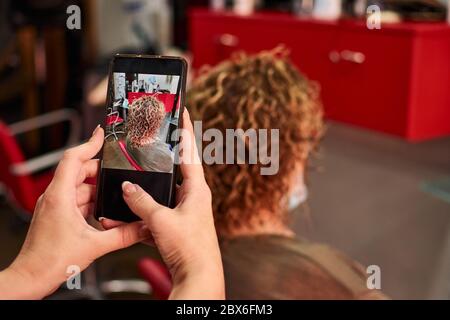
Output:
left=0, top=115, right=225, bottom=300
left=101, top=110, right=225, bottom=300
left=0, top=128, right=150, bottom=299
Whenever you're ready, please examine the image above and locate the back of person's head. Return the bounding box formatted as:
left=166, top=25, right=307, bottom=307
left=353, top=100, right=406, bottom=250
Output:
left=188, top=47, right=324, bottom=236
left=126, top=95, right=165, bottom=148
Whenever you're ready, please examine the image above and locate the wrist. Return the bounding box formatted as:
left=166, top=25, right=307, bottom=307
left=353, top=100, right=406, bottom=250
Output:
left=0, top=267, right=47, bottom=299
left=170, top=259, right=225, bottom=300
left=1, top=253, right=64, bottom=299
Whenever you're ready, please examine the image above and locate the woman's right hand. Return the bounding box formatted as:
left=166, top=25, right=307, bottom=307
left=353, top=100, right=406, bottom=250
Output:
left=102, top=110, right=224, bottom=300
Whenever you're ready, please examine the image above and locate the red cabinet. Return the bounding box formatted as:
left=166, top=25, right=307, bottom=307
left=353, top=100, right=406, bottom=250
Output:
left=189, top=8, right=450, bottom=141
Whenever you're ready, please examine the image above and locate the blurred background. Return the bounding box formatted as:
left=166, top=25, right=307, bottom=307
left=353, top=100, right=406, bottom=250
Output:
left=0, top=0, right=449, bottom=299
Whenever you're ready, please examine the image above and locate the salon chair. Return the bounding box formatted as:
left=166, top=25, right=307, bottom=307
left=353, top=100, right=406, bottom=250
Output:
left=0, top=109, right=81, bottom=217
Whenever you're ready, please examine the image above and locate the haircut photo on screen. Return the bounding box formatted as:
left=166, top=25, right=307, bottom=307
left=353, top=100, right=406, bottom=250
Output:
left=103, top=72, right=181, bottom=173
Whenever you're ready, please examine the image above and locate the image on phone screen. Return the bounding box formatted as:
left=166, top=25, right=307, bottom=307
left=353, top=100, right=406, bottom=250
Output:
left=96, top=56, right=185, bottom=222
left=103, top=73, right=180, bottom=173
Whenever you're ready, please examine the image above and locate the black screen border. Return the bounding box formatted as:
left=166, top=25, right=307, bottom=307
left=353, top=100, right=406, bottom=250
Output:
left=95, top=54, right=187, bottom=221
left=112, top=54, right=185, bottom=75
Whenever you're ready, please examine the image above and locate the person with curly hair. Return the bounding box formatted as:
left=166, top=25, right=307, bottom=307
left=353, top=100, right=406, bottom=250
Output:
left=126, top=95, right=166, bottom=148
left=188, top=48, right=387, bottom=299
left=103, top=95, right=174, bottom=173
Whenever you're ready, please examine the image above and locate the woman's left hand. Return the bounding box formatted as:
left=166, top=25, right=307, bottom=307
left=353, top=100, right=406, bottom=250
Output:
left=0, top=126, right=151, bottom=299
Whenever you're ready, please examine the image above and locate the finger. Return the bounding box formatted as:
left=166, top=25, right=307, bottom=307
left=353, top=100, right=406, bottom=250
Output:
left=77, top=159, right=100, bottom=185
left=51, top=126, right=104, bottom=191
left=67, top=126, right=104, bottom=162
left=142, top=238, right=155, bottom=247
left=77, top=183, right=96, bottom=206
left=100, top=218, right=124, bottom=230
left=96, top=221, right=152, bottom=254
left=122, top=181, right=166, bottom=224
left=101, top=218, right=155, bottom=247
left=179, top=109, right=205, bottom=184
left=175, top=184, right=183, bottom=203
left=79, top=202, right=95, bottom=219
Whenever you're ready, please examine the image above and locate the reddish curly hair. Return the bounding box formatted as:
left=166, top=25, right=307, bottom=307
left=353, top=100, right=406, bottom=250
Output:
left=126, top=95, right=165, bottom=148
left=188, top=47, right=324, bottom=235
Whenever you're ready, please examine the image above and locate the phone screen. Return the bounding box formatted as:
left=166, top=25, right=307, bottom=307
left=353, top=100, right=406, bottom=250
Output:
left=96, top=55, right=186, bottom=222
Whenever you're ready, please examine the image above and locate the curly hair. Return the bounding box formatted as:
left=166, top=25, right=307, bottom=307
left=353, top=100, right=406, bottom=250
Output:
left=126, top=95, right=165, bottom=148
left=188, top=47, right=324, bottom=235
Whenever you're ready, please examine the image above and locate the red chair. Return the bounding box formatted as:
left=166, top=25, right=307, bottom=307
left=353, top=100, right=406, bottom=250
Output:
left=105, top=107, right=124, bottom=141
left=0, top=109, right=81, bottom=216
left=138, top=258, right=172, bottom=300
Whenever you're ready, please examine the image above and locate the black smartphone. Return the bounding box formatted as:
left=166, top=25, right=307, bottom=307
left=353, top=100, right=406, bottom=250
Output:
left=95, top=54, right=187, bottom=222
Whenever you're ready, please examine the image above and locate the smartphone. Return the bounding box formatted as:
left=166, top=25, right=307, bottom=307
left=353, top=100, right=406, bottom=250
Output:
left=95, top=54, right=187, bottom=222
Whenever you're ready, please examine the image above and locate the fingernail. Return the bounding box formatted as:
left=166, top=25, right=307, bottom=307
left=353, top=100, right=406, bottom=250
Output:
left=122, top=181, right=137, bottom=195
left=139, top=225, right=152, bottom=239
left=92, top=124, right=101, bottom=137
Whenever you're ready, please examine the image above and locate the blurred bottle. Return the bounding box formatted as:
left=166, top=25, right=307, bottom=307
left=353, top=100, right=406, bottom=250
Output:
left=312, top=0, right=342, bottom=20
left=293, top=0, right=314, bottom=17
left=233, top=0, right=256, bottom=16
left=210, top=0, right=226, bottom=11
left=447, top=0, right=450, bottom=24
left=354, top=0, right=367, bottom=18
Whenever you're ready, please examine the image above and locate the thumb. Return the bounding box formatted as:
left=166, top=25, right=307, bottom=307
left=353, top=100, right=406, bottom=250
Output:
left=96, top=221, right=151, bottom=255
left=121, top=181, right=164, bottom=224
